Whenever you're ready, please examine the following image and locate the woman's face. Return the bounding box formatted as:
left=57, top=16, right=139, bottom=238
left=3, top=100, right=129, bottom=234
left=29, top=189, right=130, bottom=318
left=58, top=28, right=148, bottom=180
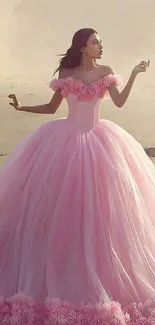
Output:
left=83, top=33, right=103, bottom=59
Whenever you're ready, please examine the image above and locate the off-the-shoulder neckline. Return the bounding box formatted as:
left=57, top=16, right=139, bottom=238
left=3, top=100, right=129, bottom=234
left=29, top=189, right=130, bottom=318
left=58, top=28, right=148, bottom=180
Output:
left=52, top=74, right=116, bottom=87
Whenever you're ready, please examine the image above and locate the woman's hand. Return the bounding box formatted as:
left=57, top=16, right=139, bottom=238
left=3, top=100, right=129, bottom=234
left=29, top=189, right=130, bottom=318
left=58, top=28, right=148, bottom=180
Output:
left=132, top=60, right=150, bottom=77
left=8, top=94, right=23, bottom=111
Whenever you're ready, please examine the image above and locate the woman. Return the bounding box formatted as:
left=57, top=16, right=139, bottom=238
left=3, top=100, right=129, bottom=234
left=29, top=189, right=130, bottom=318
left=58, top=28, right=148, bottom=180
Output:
left=0, top=28, right=154, bottom=324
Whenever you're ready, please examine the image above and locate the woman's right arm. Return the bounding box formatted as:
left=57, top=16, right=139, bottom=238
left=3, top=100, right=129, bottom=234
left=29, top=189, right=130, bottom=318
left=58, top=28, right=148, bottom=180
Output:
left=23, top=90, right=63, bottom=114
left=8, top=69, right=67, bottom=114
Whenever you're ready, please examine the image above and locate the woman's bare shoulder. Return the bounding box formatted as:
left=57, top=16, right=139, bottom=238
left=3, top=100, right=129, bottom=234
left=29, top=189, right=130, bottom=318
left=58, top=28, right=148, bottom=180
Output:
left=58, top=68, right=73, bottom=79
left=97, top=64, right=115, bottom=76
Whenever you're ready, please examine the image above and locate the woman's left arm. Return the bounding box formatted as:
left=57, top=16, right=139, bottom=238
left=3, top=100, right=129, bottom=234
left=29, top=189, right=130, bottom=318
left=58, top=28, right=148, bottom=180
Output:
left=107, top=60, right=150, bottom=108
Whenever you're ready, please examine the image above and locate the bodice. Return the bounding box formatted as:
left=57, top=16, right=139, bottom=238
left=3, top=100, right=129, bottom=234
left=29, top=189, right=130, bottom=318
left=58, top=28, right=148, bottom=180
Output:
left=49, top=74, right=122, bottom=132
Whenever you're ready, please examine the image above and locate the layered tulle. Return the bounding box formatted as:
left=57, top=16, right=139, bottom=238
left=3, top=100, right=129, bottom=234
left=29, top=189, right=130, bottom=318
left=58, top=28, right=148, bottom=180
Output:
left=1, top=73, right=155, bottom=323
left=1, top=118, right=155, bottom=309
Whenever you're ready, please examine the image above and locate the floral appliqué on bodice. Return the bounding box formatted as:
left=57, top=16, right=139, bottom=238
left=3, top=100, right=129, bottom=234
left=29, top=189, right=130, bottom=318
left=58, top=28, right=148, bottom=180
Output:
left=49, top=74, right=122, bottom=101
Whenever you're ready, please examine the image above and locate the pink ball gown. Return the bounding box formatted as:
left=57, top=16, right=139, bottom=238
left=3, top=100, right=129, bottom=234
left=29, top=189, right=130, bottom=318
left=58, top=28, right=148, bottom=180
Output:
left=0, top=74, right=155, bottom=324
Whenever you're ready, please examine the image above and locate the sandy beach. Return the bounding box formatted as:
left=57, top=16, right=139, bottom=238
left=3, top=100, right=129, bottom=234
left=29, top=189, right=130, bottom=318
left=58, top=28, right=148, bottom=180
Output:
left=0, top=0, right=155, bottom=166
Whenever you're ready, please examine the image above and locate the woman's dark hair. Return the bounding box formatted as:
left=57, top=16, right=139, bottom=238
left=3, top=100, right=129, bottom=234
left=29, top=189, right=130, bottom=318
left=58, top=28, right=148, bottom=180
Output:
left=53, top=28, right=97, bottom=75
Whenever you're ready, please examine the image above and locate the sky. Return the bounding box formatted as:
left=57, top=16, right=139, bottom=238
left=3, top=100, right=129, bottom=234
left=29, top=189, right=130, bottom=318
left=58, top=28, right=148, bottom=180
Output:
left=0, top=0, right=155, bottom=78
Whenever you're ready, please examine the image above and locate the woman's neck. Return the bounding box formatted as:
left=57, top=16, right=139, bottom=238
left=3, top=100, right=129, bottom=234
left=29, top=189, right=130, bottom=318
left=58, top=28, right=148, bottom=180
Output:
left=79, top=56, right=96, bottom=72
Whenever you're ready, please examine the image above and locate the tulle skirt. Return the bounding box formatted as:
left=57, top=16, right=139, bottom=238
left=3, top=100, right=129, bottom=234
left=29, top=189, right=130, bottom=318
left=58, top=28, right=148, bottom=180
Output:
left=0, top=118, right=155, bottom=324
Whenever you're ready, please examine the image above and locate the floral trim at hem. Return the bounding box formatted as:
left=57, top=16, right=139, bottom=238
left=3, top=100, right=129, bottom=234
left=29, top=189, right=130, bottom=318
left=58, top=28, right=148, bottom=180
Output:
left=49, top=74, right=123, bottom=101
left=0, top=294, right=155, bottom=325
